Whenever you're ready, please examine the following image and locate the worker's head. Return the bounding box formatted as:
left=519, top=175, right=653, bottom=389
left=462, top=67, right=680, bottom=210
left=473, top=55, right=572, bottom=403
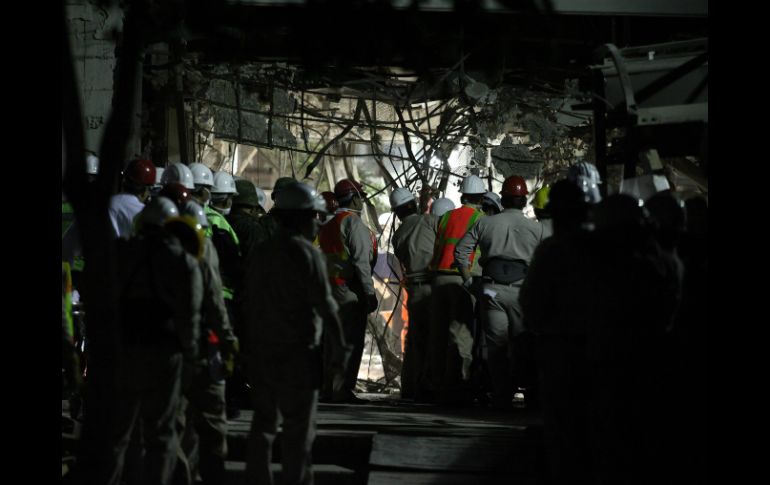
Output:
left=320, top=191, right=339, bottom=224
left=459, top=174, right=486, bottom=206
left=389, top=187, right=418, bottom=221
left=272, top=177, right=298, bottom=202
left=158, top=182, right=191, bottom=209
left=430, top=197, right=455, bottom=217
left=481, top=191, right=503, bottom=216
left=136, top=195, right=178, bottom=233
left=232, top=178, right=267, bottom=216
left=593, top=193, right=651, bottom=247
left=123, top=159, right=157, bottom=202
left=273, top=182, right=326, bottom=241
left=500, top=175, right=529, bottom=210
left=170, top=200, right=208, bottom=260
left=567, top=161, right=602, bottom=204
left=547, top=179, right=588, bottom=235
left=210, top=171, right=238, bottom=215
left=645, top=190, right=686, bottom=251
left=334, top=179, right=367, bottom=210
left=188, top=163, right=214, bottom=206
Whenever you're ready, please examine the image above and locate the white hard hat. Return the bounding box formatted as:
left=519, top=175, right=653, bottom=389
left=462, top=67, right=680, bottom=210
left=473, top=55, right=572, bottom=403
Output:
left=86, top=154, right=99, bottom=175
left=431, top=197, right=456, bottom=217
left=389, top=187, right=416, bottom=210
left=140, top=196, right=179, bottom=227
left=189, top=163, right=214, bottom=187
left=211, top=171, right=238, bottom=195
left=178, top=200, right=209, bottom=229
left=460, top=174, right=486, bottom=194
left=274, top=182, right=322, bottom=211
left=161, top=163, right=195, bottom=190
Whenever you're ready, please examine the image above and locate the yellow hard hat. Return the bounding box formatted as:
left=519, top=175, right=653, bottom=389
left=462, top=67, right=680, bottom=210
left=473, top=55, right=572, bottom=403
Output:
left=533, top=185, right=551, bottom=210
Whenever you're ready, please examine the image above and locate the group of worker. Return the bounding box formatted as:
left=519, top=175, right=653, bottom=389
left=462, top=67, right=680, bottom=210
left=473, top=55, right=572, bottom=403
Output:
left=63, top=154, right=706, bottom=485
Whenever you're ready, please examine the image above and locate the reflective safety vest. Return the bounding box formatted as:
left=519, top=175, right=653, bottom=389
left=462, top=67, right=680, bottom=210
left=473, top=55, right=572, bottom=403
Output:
left=205, top=206, right=242, bottom=300
left=431, top=205, right=482, bottom=274
left=318, top=211, right=377, bottom=285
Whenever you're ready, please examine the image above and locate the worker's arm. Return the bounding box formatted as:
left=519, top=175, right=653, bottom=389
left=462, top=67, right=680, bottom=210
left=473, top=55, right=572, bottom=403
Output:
left=344, top=216, right=376, bottom=297
left=200, top=239, right=238, bottom=352
left=454, top=222, right=481, bottom=284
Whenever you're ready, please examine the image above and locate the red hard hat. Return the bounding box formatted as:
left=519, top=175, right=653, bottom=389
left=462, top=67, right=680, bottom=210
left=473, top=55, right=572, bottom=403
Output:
left=501, top=175, right=529, bottom=197
left=124, top=159, right=157, bottom=186
left=334, top=179, right=366, bottom=200
left=321, top=191, right=339, bottom=213
left=159, top=182, right=191, bottom=208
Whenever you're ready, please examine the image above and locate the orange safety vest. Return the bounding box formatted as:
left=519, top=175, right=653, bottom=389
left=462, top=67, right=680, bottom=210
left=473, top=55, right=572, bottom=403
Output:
left=318, top=211, right=377, bottom=285
left=431, top=205, right=482, bottom=274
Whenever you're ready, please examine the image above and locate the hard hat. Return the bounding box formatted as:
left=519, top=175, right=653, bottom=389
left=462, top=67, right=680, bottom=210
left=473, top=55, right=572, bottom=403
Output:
left=482, top=191, right=503, bottom=212
left=274, top=181, right=322, bottom=211
left=211, top=171, right=238, bottom=195
left=645, top=191, right=686, bottom=236
left=178, top=200, right=209, bottom=229
left=233, top=179, right=260, bottom=207
left=321, top=191, right=339, bottom=214
left=161, top=162, right=195, bottom=190
left=164, top=215, right=205, bottom=260
left=430, top=197, right=456, bottom=217
left=334, top=179, right=367, bottom=201
left=389, top=187, right=416, bottom=210
left=533, top=185, right=551, bottom=210
left=459, top=174, right=486, bottom=195
left=158, top=182, right=191, bottom=208
left=272, top=177, right=298, bottom=200
left=567, top=161, right=602, bottom=204
left=86, top=154, right=99, bottom=175
left=139, top=196, right=179, bottom=228
left=189, top=163, right=214, bottom=188
left=501, top=175, right=529, bottom=197
left=124, top=159, right=157, bottom=186
left=593, top=194, right=647, bottom=233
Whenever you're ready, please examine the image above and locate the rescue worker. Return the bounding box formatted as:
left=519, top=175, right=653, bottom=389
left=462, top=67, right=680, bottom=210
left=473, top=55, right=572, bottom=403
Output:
left=249, top=177, right=299, bottom=255
left=455, top=175, right=549, bottom=409
left=430, top=197, right=455, bottom=217
left=208, top=171, right=244, bottom=419
left=242, top=182, right=349, bottom=485
left=63, top=153, right=99, bottom=279
left=174, top=200, right=240, bottom=485
left=108, top=158, right=157, bottom=239
left=227, top=178, right=268, bottom=260
left=389, top=187, right=438, bottom=401
left=103, top=196, right=202, bottom=485
left=318, top=178, right=378, bottom=403
left=162, top=162, right=197, bottom=192
left=519, top=179, right=596, bottom=484
left=427, top=174, right=486, bottom=404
